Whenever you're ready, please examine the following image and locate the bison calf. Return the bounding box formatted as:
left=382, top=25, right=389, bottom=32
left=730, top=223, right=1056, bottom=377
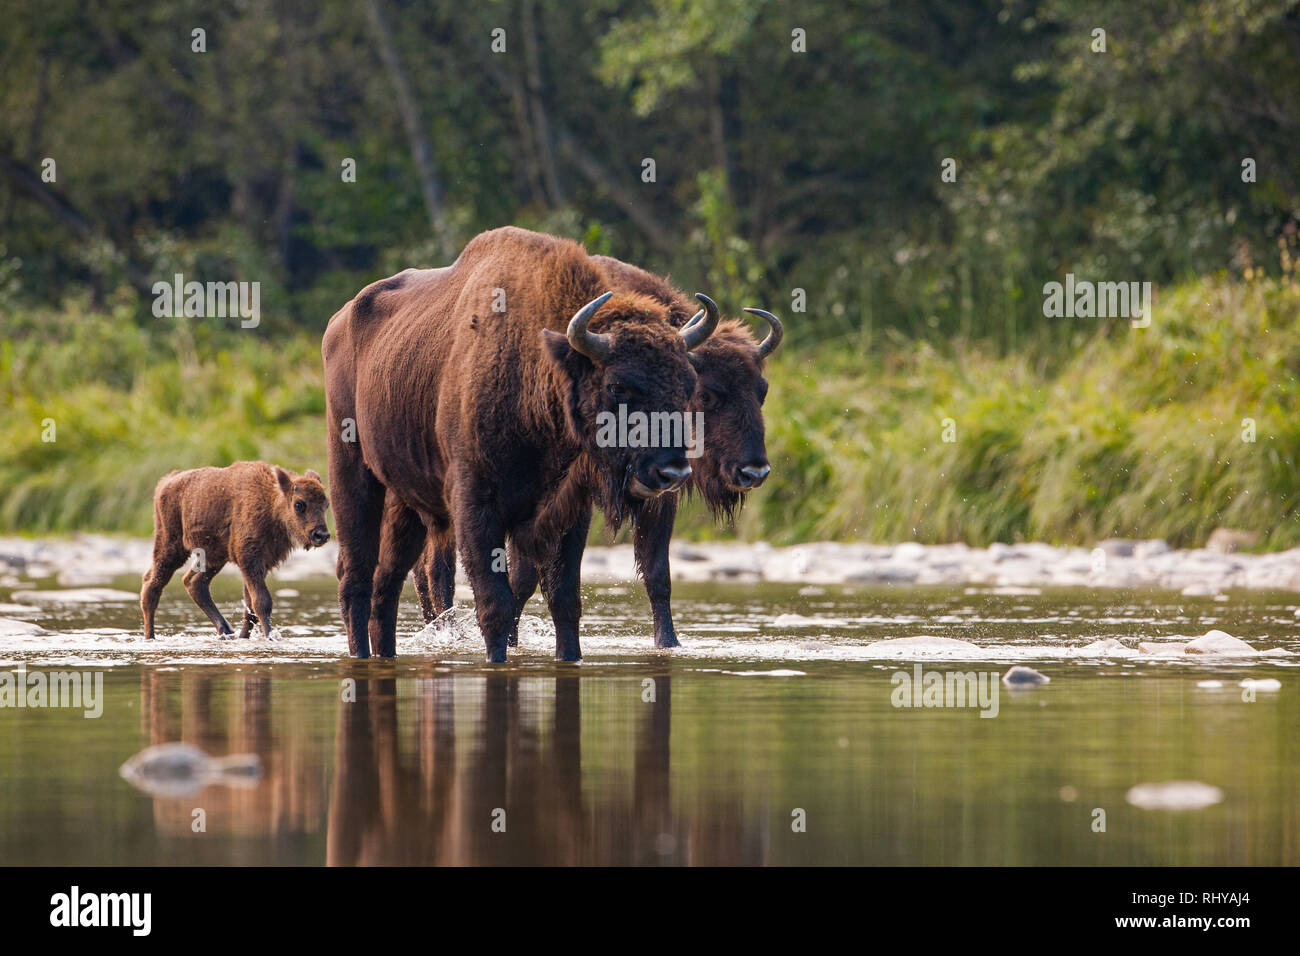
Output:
left=140, top=462, right=331, bottom=640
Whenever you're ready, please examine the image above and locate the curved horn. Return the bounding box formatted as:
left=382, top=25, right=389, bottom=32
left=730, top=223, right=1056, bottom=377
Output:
left=566, top=291, right=614, bottom=362
left=743, top=307, right=784, bottom=358
left=680, top=293, right=720, bottom=350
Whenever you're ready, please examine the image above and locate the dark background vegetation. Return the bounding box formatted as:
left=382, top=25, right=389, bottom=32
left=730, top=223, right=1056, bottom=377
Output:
left=2, top=0, right=1298, bottom=546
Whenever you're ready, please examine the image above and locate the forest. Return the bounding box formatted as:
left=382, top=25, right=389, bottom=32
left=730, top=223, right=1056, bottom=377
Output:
left=2, top=0, right=1298, bottom=547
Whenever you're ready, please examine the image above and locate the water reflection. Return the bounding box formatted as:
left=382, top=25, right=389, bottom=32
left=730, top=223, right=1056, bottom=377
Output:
left=133, top=669, right=762, bottom=865
left=138, top=670, right=326, bottom=838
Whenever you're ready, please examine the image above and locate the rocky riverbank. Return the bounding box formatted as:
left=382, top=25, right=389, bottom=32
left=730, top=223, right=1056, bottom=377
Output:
left=1, top=534, right=1299, bottom=596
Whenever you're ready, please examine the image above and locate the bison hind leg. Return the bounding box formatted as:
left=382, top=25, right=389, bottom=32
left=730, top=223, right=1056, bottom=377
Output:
left=140, top=547, right=187, bottom=640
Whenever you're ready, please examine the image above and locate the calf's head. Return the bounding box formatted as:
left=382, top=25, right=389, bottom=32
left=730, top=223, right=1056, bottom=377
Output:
left=681, top=306, right=783, bottom=517
left=275, top=468, right=331, bottom=548
left=542, top=291, right=719, bottom=513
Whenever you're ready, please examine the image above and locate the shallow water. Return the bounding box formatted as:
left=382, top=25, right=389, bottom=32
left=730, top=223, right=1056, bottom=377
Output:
left=1, top=574, right=1296, bottom=864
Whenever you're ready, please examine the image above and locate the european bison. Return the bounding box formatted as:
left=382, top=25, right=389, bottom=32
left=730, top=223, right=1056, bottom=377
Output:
left=140, top=462, right=331, bottom=640
left=323, top=226, right=719, bottom=661
left=408, top=255, right=782, bottom=649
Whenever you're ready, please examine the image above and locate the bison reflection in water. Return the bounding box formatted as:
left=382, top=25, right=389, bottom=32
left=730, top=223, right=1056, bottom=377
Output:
left=127, top=668, right=764, bottom=864
left=326, top=673, right=763, bottom=866
left=406, top=254, right=784, bottom=650
left=324, top=227, right=721, bottom=661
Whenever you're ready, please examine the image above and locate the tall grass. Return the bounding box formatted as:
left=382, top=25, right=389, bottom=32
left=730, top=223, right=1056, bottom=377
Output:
left=3, top=276, right=1298, bottom=548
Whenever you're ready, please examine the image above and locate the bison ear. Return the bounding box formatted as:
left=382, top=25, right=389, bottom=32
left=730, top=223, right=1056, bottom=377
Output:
left=540, top=328, right=572, bottom=364
left=304, top=469, right=321, bottom=483
left=275, top=466, right=293, bottom=495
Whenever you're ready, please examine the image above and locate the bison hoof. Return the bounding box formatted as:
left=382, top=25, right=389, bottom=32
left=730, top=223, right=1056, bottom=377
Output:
left=655, top=633, right=681, bottom=649
left=485, top=646, right=508, bottom=663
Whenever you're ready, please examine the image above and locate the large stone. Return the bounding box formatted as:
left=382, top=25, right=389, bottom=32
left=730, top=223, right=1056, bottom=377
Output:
left=1185, top=629, right=1258, bottom=656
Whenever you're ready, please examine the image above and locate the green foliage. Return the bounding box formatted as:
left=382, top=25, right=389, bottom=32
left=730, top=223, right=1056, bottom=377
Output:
left=4, top=276, right=1297, bottom=549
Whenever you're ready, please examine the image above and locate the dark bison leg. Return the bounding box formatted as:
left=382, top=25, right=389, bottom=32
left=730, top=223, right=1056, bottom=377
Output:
left=237, top=582, right=257, bottom=639
left=418, top=528, right=457, bottom=624
left=539, top=510, right=592, bottom=662
left=634, top=495, right=681, bottom=648
left=452, top=480, right=515, bottom=663
left=369, top=502, right=428, bottom=657
left=182, top=562, right=234, bottom=636
left=330, top=454, right=386, bottom=658
left=140, top=545, right=187, bottom=641
left=412, top=536, right=436, bottom=623
left=241, top=560, right=275, bottom=640
left=506, top=538, right=540, bottom=647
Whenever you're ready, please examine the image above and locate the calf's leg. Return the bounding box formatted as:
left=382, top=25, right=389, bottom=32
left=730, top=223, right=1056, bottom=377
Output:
left=183, top=563, right=234, bottom=636
left=237, top=582, right=257, bottom=640
left=141, top=548, right=187, bottom=640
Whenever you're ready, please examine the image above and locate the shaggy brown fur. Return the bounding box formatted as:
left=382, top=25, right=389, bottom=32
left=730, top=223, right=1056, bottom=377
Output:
left=324, top=227, right=706, bottom=661
left=139, top=462, right=330, bottom=640
left=407, top=255, right=777, bottom=649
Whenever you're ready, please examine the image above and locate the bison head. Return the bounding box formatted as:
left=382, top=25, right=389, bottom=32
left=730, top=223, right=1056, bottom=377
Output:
left=542, top=291, right=719, bottom=519
left=679, top=306, right=783, bottom=518
left=275, top=467, right=331, bottom=548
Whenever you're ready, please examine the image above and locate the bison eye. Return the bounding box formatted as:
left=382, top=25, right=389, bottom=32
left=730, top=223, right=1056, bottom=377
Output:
left=698, top=388, right=721, bottom=410
left=606, top=383, right=628, bottom=402
left=294, top=500, right=306, bottom=515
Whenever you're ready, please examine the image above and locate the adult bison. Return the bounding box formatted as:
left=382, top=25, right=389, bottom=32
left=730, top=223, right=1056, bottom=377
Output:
left=323, top=227, right=718, bottom=661
left=408, top=255, right=783, bottom=649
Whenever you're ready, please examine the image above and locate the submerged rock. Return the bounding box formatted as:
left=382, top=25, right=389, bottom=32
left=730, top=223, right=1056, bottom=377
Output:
left=1126, top=781, right=1224, bottom=811
left=1002, top=665, right=1050, bottom=685
left=119, top=742, right=262, bottom=799
left=1239, top=678, right=1282, bottom=692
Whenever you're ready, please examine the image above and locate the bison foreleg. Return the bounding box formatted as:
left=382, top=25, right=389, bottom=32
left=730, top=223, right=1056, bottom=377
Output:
left=634, top=496, right=681, bottom=648
left=506, top=538, right=539, bottom=647
left=539, top=511, right=592, bottom=662
left=454, top=500, right=516, bottom=663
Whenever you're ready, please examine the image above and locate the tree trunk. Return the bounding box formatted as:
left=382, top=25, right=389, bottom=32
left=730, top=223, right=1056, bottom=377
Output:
left=364, top=0, right=451, bottom=255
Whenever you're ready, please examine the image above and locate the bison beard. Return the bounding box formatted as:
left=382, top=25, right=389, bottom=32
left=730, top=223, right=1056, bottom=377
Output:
left=408, top=254, right=783, bottom=651
left=323, top=227, right=716, bottom=661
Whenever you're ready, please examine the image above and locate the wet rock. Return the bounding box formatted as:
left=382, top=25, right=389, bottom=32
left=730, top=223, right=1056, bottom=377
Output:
left=1078, top=638, right=1127, bottom=655
left=1126, top=781, right=1224, bottom=811
left=1180, top=583, right=1222, bottom=597
left=1002, top=665, right=1050, bottom=685
left=11, top=588, right=139, bottom=604
left=1095, top=539, right=1137, bottom=557
left=1206, top=528, right=1258, bottom=554
left=797, top=640, right=833, bottom=651
left=1185, top=629, right=1258, bottom=656
left=866, top=636, right=981, bottom=656
left=0, top=619, right=44, bottom=636
left=1134, top=539, right=1170, bottom=559
left=1239, top=678, right=1281, bottom=692
left=119, top=742, right=262, bottom=799
left=1138, top=641, right=1189, bottom=655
